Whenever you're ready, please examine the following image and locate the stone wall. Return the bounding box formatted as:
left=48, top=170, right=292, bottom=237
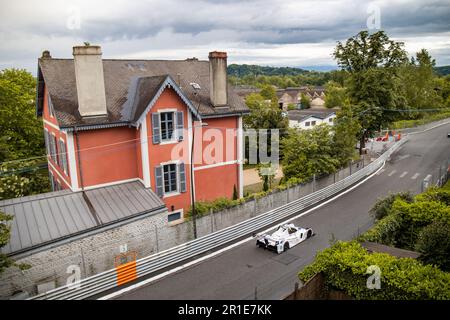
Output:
left=0, top=210, right=167, bottom=299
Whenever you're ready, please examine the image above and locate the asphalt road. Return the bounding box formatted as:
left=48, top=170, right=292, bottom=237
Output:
left=112, top=123, right=450, bottom=300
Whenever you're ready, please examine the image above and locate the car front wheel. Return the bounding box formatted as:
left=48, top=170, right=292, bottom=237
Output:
left=283, top=242, right=290, bottom=252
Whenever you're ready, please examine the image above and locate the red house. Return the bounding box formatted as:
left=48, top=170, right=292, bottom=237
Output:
left=36, top=45, right=248, bottom=223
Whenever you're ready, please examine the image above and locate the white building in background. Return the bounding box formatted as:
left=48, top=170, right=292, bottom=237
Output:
left=288, top=109, right=337, bottom=129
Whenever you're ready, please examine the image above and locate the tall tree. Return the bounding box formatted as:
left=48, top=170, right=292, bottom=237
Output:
left=324, top=81, right=347, bottom=108
left=281, top=125, right=340, bottom=182
left=333, top=31, right=409, bottom=153
left=400, top=49, right=444, bottom=113
left=0, top=69, right=50, bottom=199
left=332, top=105, right=361, bottom=165
left=244, top=86, right=288, bottom=164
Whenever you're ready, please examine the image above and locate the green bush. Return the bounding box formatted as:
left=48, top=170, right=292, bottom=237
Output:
left=416, top=221, right=450, bottom=271
left=369, top=192, right=413, bottom=221
left=360, top=188, right=450, bottom=249
left=298, top=241, right=450, bottom=299
left=391, top=112, right=450, bottom=129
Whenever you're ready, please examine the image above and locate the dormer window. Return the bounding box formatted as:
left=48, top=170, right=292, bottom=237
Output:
left=151, top=110, right=184, bottom=144
left=48, top=94, right=55, bottom=118
left=160, top=112, right=175, bottom=141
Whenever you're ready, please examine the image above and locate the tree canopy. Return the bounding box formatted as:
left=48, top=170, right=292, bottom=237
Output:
left=0, top=68, right=50, bottom=200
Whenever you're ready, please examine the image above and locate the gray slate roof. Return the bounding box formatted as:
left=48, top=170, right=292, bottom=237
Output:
left=37, top=58, right=249, bottom=129
left=0, top=181, right=166, bottom=256
left=287, top=109, right=338, bottom=122
left=361, top=242, right=421, bottom=259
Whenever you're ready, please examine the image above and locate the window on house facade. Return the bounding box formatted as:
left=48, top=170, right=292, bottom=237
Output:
left=58, top=139, right=68, bottom=174
left=168, top=210, right=182, bottom=222
left=163, top=163, right=177, bottom=193
left=154, top=162, right=186, bottom=197
left=160, top=112, right=175, bottom=141
left=49, top=172, right=60, bottom=191
left=305, top=121, right=310, bottom=127
left=329, top=117, right=333, bottom=123
left=48, top=133, right=58, bottom=164
left=311, top=121, right=316, bottom=126
left=152, top=111, right=184, bottom=144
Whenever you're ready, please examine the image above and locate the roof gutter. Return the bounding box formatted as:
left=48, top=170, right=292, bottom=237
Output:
left=62, top=121, right=129, bottom=132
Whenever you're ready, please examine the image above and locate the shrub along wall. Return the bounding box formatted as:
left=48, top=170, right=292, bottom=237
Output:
left=359, top=188, right=450, bottom=249
left=298, top=241, right=450, bottom=300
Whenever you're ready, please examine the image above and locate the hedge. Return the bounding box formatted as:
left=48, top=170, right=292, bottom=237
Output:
left=391, top=112, right=450, bottom=130
left=298, top=241, right=450, bottom=299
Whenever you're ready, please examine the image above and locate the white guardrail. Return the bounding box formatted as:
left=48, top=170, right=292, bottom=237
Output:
left=30, top=138, right=407, bottom=300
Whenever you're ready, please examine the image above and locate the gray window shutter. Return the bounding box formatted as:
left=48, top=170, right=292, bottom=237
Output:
left=44, top=131, right=50, bottom=156
left=179, top=162, right=186, bottom=193
left=154, top=166, right=163, bottom=197
left=176, top=111, right=184, bottom=141
left=152, top=113, right=161, bottom=144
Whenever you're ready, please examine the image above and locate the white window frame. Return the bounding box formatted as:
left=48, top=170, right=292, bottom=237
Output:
left=168, top=209, right=184, bottom=225
left=158, top=109, right=178, bottom=145
left=161, top=160, right=181, bottom=198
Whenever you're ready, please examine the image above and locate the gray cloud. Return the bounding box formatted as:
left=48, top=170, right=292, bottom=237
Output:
left=0, top=0, right=449, bottom=72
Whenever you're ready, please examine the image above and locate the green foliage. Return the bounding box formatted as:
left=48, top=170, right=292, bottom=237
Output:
left=244, top=90, right=288, bottom=131
left=228, top=64, right=334, bottom=88
left=369, top=192, right=414, bottom=221
left=281, top=125, right=340, bottom=182
left=360, top=187, right=450, bottom=252
left=186, top=197, right=246, bottom=218
left=300, top=93, right=310, bottom=109
left=298, top=241, right=450, bottom=300
left=0, top=68, right=51, bottom=200
left=391, top=112, right=450, bottom=129
left=232, top=185, right=238, bottom=201
left=0, top=69, right=43, bottom=161
left=0, top=160, right=51, bottom=200
left=333, top=31, right=409, bottom=152
left=324, top=81, right=347, bottom=108
left=287, top=103, right=296, bottom=111
left=228, top=64, right=310, bottom=77
left=399, top=49, right=444, bottom=112
left=416, top=221, right=450, bottom=271
left=0, top=210, right=14, bottom=274
left=257, top=162, right=276, bottom=191
left=332, top=105, right=361, bottom=165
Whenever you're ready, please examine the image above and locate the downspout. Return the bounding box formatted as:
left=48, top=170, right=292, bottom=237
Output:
left=74, top=125, right=101, bottom=225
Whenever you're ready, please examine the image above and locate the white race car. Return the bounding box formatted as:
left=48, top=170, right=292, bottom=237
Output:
left=256, top=223, right=314, bottom=254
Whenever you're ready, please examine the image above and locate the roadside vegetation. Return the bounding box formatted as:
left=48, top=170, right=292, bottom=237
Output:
left=298, top=184, right=450, bottom=299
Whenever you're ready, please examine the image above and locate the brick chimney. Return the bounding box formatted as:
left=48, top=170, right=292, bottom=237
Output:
left=208, top=51, right=228, bottom=107
left=73, top=45, right=107, bottom=117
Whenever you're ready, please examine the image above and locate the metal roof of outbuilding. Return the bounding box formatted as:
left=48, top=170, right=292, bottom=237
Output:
left=0, top=181, right=166, bottom=257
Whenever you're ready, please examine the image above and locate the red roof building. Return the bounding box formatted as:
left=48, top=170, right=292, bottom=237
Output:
left=37, top=46, right=249, bottom=223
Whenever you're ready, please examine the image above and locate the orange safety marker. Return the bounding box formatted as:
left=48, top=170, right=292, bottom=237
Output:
left=114, top=251, right=137, bottom=286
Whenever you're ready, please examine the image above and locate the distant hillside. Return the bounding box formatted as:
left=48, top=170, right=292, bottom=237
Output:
left=228, top=64, right=311, bottom=77
left=434, top=66, right=450, bottom=76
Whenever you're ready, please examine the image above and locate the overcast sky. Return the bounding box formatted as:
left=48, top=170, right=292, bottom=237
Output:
left=0, top=0, right=449, bottom=73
